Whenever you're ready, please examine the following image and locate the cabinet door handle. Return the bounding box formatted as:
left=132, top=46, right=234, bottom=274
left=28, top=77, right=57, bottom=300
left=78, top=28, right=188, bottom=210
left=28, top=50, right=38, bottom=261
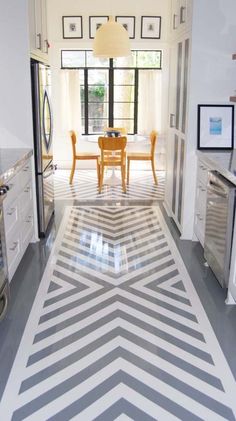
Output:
left=196, top=214, right=204, bottom=221
left=170, top=113, right=176, bottom=128
left=44, top=39, right=49, bottom=54
left=36, top=33, right=42, bottom=50
left=180, top=6, right=186, bottom=24
left=173, top=14, right=178, bottom=30
left=24, top=187, right=30, bottom=193
left=9, top=242, right=18, bottom=251
left=7, top=207, right=15, bottom=216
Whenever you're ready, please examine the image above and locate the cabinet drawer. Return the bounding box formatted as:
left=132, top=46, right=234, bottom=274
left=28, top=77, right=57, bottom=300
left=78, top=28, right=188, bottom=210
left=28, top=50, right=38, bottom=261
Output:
left=6, top=234, right=21, bottom=281
left=195, top=213, right=205, bottom=247
left=19, top=161, right=32, bottom=188
left=195, top=181, right=207, bottom=214
left=21, top=207, right=34, bottom=254
left=197, top=161, right=209, bottom=186
left=19, top=181, right=33, bottom=212
left=3, top=174, right=20, bottom=208
left=4, top=198, right=20, bottom=238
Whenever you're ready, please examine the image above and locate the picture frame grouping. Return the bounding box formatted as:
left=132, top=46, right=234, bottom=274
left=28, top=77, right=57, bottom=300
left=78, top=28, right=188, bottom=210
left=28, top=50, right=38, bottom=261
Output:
left=62, top=16, right=162, bottom=40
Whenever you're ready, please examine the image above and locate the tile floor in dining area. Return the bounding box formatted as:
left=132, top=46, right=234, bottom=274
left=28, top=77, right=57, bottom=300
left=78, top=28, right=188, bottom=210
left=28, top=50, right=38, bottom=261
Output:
left=0, top=170, right=236, bottom=420
left=50, top=169, right=165, bottom=201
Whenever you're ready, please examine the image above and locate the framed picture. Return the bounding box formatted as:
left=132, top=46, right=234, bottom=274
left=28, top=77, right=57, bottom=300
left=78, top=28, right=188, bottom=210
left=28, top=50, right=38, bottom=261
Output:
left=141, top=16, right=161, bottom=39
left=197, top=104, right=234, bottom=150
left=89, top=16, right=109, bottom=39
left=62, top=16, right=83, bottom=39
left=115, top=16, right=135, bottom=39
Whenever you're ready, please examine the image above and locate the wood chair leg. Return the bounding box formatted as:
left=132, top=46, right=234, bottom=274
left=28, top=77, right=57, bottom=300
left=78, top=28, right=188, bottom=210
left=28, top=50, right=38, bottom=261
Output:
left=96, top=159, right=100, bottom=185
left=99, top=165, right=104, bottom=193
left=69, top=159, right=76, bottom=184
left=121, top=164, right=126, bottom=193
left=127, top=158, right=130, bottom=185
left=151, top=158, right=158, bottom=185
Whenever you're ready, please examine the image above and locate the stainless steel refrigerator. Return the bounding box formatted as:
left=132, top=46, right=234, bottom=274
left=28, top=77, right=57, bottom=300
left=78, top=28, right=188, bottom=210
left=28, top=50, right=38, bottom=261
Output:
left=31, top=60, right=55, bottom=237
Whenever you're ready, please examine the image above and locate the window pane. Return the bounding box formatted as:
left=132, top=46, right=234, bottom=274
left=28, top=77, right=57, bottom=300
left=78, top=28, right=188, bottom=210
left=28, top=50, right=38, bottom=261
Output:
left=114, top=103, right=134, bottom=119
left=62, top=50, right=85, bottom=67
left=81, top=119, right=85, bottom=133
left=114, top=85, right=134, bottom=102
left=113, top=119, right=134, bottom=134
left=114, top=69, right=135, bottom=85
left=88, top=85, right=109, bottom=102
left=81, top=102, right=85, bottom=119
left=113, top=52, right=136, bottom=68
left=88, top=69, right=109, bottom=85
left=86, top=51, right=109, bottom=67
left=88, top=119, right=108, bottom=133
left=88, top=102, right=108, bottom=118
left=137, top=51, right=162, bottom=68
left=80, top=85, right=85, bottom=102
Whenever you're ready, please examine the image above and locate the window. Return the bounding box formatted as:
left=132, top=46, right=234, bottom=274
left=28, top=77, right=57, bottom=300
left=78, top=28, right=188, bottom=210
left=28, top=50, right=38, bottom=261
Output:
left=61, top=50, right=162, bottom=134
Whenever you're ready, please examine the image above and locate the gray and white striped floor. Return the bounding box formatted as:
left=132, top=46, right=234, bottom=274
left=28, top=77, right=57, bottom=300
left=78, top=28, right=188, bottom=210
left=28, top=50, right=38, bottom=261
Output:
left=51, top=170, right=165, bottom=201
left=1, top=206, right=236, bottom=420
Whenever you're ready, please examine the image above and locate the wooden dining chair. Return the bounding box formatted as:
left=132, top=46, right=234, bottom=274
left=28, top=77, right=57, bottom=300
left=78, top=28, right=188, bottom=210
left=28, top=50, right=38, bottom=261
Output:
left=98, top=136, right=127, bottom=193
left=69, top=130, right=100, bottom=184
left=127, top=130, right=158, bottom=185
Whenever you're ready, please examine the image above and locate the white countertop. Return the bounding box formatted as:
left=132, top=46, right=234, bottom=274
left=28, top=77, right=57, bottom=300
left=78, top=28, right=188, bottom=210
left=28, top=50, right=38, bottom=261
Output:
left=0, top=148, right=33, bottom=185
left=197, top=150, right=236, bottom=186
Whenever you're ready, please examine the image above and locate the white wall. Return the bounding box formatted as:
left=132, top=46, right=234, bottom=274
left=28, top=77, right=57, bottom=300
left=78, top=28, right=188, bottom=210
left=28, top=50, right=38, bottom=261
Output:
left=47, top=0, right=171, bottom=169
left=181, top=0, right=236, bottom=239
left=0, top=0, right=33, bottom=148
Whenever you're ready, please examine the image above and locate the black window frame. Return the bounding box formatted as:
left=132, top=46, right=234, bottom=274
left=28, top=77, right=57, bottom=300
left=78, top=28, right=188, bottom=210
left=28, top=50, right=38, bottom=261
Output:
left=61, top=49, right=162, bottom=135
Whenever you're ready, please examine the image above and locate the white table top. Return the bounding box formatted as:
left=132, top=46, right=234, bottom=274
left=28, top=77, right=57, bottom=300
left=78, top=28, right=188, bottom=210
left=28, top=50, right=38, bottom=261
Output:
left=80, top=135, right=149, bottom=143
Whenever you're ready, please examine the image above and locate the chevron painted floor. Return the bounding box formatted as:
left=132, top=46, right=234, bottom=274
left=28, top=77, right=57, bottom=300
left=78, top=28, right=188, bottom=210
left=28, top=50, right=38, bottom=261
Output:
left=1, top=206, right=236, bottom=420
left=50, top=170, right=165, bottom=201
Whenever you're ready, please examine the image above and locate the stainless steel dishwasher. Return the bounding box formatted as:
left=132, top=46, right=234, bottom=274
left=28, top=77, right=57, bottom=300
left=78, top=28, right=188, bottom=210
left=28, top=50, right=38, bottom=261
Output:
left=204, top=171, right=236, bottom=288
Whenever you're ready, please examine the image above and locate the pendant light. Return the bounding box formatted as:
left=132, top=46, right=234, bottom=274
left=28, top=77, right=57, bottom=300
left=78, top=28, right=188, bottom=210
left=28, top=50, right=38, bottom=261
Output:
left=93, top=16, right=131, bottom=58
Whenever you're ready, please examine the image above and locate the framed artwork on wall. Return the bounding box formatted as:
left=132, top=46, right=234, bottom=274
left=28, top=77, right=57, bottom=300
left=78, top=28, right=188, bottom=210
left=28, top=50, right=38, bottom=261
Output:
left=89, top=16, right=109, bottom=39
left=141, top=16, right=161, bottom=39
left=115, top=16, right=135, bottom=39
left=62, top=16, right=83, bottom=39
left=197, top=104, right=234, bottom=150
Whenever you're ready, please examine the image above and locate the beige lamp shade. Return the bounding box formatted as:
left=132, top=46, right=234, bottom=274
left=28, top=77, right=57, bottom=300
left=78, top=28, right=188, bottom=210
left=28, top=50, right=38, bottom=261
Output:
left=93, top=16, right=131, bottom=58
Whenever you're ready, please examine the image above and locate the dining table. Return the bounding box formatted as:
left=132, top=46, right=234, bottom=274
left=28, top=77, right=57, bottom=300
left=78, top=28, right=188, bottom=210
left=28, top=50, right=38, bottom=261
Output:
left=80, top=134, right=149, bottom=186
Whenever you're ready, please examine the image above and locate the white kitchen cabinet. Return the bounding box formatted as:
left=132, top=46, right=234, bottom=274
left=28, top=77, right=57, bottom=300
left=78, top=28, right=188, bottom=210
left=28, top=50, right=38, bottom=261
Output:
left=194, top=158, right=213, bottom=246
left=165, top=36, right=190, bottom=231
left=28, top=0, right=49, bottom=62
left=3, top=159, right=34, bottom=281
